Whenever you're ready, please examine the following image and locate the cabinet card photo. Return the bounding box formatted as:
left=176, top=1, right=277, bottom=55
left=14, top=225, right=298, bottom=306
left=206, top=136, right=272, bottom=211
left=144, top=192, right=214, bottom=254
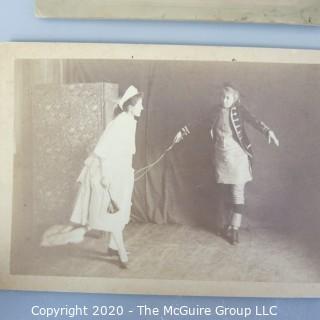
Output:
left=1, top=43, right=320, bottom=297
left=35, top=0, right=320, bottom=25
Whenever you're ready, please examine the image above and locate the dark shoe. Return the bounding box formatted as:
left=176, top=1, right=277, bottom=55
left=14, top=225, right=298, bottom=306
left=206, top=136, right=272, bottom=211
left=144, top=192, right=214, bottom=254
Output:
left=216, top=225, right=230, bottom=237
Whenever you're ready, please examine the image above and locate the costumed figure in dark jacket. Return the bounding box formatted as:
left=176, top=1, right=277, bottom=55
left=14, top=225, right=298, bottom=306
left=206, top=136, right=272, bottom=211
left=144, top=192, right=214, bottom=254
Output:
left=175, top=85, right=279, bottom=245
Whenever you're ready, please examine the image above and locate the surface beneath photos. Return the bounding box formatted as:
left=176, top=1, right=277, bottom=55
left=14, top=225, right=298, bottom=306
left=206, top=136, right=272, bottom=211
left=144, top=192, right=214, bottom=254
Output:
left=35, top=0, right=320, bottom=25
left=12, top=223, right=320, bottom=282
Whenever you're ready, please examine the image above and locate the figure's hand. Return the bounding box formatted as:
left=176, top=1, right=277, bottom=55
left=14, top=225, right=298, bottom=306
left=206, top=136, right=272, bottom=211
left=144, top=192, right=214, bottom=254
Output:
left=174, top=131, right=183, bottom=144
left=210, top=128, right=214, bottom=140
left=174, top=126, right=190, bottom=144
left=107, top=199, right=119, bottom=214
left=268, top=130, right=280, bottom=147
left=101, top=177, right=109, bottom=188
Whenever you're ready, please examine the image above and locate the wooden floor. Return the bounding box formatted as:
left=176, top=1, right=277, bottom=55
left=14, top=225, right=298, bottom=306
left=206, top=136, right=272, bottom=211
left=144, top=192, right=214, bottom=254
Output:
left=12, top=222, right=320, bottom=283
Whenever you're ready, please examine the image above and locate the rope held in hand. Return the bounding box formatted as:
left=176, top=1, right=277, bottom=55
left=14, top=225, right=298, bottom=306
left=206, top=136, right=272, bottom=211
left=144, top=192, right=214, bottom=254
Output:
left=134, top=141, right=176, bottom=181
left=134, top=126, right=189, bottom=181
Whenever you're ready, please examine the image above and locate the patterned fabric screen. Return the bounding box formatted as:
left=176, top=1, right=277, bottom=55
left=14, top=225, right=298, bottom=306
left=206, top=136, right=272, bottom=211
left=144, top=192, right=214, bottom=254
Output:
left=32, top=83, right=118, bottom=228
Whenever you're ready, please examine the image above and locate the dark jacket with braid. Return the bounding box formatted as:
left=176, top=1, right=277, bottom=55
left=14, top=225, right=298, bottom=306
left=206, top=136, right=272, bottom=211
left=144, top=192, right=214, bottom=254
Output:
left=187, top=104, right=271, bottom=159
left=214, top=104, right=270, bottom=158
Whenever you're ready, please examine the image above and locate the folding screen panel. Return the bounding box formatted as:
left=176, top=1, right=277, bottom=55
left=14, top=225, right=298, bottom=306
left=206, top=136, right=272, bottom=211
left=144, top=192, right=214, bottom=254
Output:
left=32, top=82, right=118, bottom=229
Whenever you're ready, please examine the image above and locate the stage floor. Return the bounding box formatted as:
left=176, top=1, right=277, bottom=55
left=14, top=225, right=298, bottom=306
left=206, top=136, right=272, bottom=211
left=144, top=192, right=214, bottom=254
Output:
left=11, top=222, right=320, bottom=283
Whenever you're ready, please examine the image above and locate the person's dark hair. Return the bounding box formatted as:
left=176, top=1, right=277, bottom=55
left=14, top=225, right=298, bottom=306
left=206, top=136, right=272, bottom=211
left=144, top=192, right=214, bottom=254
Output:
left=113, top=92, right=144, bottom=118
left=122, top=93, right=144, bottom=112
left=113, top=105, right=123, bottom=118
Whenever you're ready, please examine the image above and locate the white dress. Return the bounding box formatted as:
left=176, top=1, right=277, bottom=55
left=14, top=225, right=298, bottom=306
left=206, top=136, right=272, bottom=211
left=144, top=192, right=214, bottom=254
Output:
left=70, top=112, right=137, bottom=232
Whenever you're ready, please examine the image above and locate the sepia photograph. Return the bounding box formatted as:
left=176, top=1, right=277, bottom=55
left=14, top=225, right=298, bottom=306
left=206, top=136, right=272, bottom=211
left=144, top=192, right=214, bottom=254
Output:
left=1, top=43, right=320, bottom=296
left=35, top=0, right=320, bottom=25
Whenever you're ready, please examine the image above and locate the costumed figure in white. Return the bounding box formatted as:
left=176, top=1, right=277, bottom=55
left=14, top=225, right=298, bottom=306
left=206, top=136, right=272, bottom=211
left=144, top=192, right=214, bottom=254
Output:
left=174, top=85, right=279, bottom=245
left=70, top=85, right=144, bottom=268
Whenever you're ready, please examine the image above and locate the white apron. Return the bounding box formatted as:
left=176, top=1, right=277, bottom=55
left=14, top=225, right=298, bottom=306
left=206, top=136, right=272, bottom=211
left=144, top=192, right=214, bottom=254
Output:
left=70, top=112, right=137, bottom=232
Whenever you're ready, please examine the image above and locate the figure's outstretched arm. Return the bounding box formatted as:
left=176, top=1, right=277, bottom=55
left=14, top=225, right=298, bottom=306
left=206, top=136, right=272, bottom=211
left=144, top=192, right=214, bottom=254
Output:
left=174, top=126, right=190, bottom=144
left=267, top=130, right=280, bottom=147
left=240, top=105, right=279, bottom=147
left=173, top=108, right=215, bottom=144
